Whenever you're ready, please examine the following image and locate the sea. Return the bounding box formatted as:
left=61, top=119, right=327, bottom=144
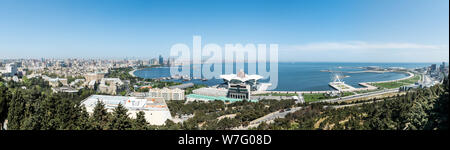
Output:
left=133, top=62, right=435, bottom=91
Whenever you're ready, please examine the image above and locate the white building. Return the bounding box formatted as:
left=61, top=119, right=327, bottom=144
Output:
left=148, top=87, right=185, bottom=100
left=219, top=69, right=263, bottom=99
left=42, top=76, right=68, bottom=87
left=81, top=95, right=172, bottom=125
left=70, top=79, right=85, bottom=87
left=193, top=87, right=228, bottom=97
left=52, top=86, right=79, bottom=93
left=0, top=63, right=18, bottom=77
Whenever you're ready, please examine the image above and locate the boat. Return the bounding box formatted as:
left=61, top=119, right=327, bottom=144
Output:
left=182, top=75, right=191, bottom=81
left=171, top=74, right=181, bottom=79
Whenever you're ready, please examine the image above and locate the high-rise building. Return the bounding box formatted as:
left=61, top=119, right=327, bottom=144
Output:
left=159, top=55, right=164, bottom=65
left=150, top=58, right=158, bottom=65
left=430, top=64, right=437, bottom=73
left=1, top=63, right=18, bottom=76
left=440, top=62, right=446, bottom=72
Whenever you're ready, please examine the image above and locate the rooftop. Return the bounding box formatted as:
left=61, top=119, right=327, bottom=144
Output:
left=219, top=70, right=263, bottom=82
left=168, top=83, right=194, bottom=89
left=186, top=94, right=258, bottom=103
left=81, top=95, right=168, bottom=111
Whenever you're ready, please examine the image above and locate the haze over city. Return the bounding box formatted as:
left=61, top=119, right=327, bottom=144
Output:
left=0, top=0, right=448, bottom=62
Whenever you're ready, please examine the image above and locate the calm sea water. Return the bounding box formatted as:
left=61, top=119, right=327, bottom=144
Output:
left=134, top=62, right=433, bottom=91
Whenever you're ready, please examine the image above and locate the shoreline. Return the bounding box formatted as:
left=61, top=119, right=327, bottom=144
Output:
left=129, top=65, right=170, bottom=78
left=129, top=69, right=137, bottom=77
left=254, top=71, right=415, bottom=93
left=134, top=66, right=415, bottom=93
left=364, top=71, right=414, bottom=84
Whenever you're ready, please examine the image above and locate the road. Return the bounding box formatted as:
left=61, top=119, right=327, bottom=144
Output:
left=420, top=73, right=437, bottom=87
left=250, top=107, right=303, bottom=125
left=238, top=88, right=400, bottom=130
left=317, top=88, right=399, bottom=103
left=237, top=107, right=303, bottom=130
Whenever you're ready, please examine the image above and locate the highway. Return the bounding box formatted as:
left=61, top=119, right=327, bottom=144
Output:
left=318, top=88, right=399, bottom=103
left=251, top=107, right=303, bottom=125
left=239, top=88, right=400, bottom=129
left=237, top=107, right=303, bottom=130
left=420, top=73, right=438, bottom=87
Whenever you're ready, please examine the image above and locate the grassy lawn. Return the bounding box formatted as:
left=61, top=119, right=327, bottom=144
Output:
left=371, top=82, right=407, bottom=89
left=303, top=93, right=330, bottom=103
left=340, top=92, right=355, bottom=97
left=401, top=74, right=421, bottom=84
left=303, top=92, right=354, bottom=103
left=371, top=74, right=420, bottom=89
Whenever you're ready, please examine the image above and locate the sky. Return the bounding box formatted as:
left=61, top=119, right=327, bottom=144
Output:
left=0, top=0, right=448, bottom=62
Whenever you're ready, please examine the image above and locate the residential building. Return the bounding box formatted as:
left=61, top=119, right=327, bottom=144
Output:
left=148, top=87, right=184, bottom=100
left=98, top=78, right=126, bottom=95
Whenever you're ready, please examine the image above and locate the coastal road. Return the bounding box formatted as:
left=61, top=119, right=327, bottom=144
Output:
left=420, top=73, right=437, bottom=87
left=238, top=88, right=399, bottom=130
left=318, top=88, right=399, bottom=103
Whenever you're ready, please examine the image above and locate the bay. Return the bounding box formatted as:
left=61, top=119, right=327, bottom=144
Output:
left=134, top=62, right=434, bottom=91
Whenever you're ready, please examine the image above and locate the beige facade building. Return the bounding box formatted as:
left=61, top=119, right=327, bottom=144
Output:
left=84, top=73, right=105, bottom=82
left=98, top=78, right=125, bottom=95
left=148, top=87, right=185, bottom=100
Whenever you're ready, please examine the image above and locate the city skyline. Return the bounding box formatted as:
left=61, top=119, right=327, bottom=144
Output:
left=0, top=0, right=449, bottom=62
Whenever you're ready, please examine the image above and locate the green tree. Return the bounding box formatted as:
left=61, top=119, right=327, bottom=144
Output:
left=6, top=90, right=26, bottom=130
left=132, top=111, right=148, bottom=130
left=109, top=103, right=132, bottom=130
left=90, top=101, right=110, bottom=130
left=76, top=106, right=92, bottom=130
left=0, top=84, right=10, bottom=130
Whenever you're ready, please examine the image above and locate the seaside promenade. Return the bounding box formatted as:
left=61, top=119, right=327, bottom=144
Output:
left=129, top=69, right=137, bottom=77
left=364, top=71, right=415, bottom=84
left=252, top=71, right=415, bottom=94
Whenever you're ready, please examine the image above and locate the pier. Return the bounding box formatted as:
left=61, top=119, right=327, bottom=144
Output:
left=328, top=81, right=356, bottom=92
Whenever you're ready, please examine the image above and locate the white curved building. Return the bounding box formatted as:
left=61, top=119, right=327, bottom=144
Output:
left=219, top=70, right=263, bottom=99
left=220, top=71, right=263, bottom=83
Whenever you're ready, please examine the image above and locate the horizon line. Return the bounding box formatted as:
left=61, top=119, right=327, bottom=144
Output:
left=0, top=57, right=446, bottom=64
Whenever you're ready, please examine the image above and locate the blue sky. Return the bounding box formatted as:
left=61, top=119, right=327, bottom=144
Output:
left=0, top=0, right=448, bottom=62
